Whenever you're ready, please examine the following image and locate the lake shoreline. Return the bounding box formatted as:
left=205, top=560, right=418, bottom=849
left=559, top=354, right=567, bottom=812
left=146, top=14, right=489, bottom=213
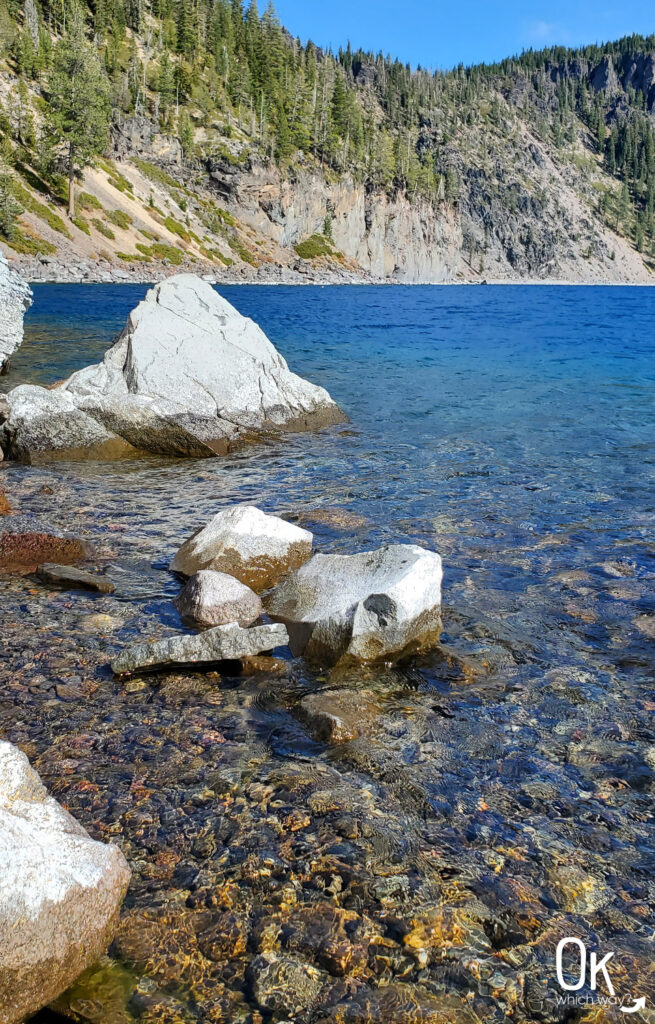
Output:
left=8, top=254, right=655, bottom=287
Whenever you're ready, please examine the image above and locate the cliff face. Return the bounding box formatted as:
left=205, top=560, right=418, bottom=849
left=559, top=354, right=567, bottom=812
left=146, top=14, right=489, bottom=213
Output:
left=0, top=252, right=32, bottom=373
left=204, top=138, right=650, bottom=284
left=3, top=44, right=655, bottom=284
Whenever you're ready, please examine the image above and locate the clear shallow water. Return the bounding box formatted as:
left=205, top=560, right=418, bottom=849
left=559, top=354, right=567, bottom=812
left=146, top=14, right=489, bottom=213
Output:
left=3, top=285, right=655, bottom=1023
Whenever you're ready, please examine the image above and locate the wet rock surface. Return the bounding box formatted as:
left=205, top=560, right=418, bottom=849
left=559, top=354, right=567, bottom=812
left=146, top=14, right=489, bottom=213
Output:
left=0, top=513, right=87, bottom=573
left=171, top=504, right=313, bottom=592
left=0, top=742, right=130, bottom=1023
left=2, top=453, right=655, bottom=1024
left=36, top=562, right=115, bottom=593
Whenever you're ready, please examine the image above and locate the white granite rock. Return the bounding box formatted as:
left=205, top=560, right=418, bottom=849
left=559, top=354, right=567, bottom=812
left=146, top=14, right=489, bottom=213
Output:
left=175, top=570, right=263, bottom=626
left=0, top=253, right=32, bottom=374
left=0, top=742, right=130, bottom=1023
left=171, top=505, right=313, bottom=592
left=2, top=273, right=344, bottom=461
left=267, top=544, right=443, bottom=665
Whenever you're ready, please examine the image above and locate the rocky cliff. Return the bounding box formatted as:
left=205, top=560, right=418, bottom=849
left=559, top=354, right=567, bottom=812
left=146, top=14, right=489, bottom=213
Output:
left=2, top=32, right=655, bottom=284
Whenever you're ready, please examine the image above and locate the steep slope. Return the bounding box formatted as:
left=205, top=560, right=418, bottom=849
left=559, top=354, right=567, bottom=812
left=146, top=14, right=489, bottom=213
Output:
left=0, top=3, right=653, bottom=283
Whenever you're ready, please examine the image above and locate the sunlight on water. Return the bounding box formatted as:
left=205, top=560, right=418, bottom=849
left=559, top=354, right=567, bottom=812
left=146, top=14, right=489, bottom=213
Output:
left=4, top=284, right=655, bottom=1023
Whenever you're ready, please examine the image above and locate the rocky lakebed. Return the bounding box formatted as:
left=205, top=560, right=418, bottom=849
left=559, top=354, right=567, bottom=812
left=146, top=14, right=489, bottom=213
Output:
left=1, top=275, right=655, bottom=1024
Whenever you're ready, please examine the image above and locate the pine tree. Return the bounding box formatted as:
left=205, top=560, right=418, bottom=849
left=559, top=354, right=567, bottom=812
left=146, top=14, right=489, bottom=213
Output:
left=0, top=162, right=21, bottom=239
left=178, top=110, right=194, bottom=158
left=45, top=5, right=111, bottom=218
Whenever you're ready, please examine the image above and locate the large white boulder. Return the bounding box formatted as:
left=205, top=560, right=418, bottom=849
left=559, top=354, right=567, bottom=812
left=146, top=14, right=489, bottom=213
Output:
left=266, top=544, right=443, bottom=665
left=171, top=505, right=313, bottom=592
left=1, top=274, right=344, bottom=462
left=0, top=252, right=32, bottom=374
left=0, top=742, right=130, bottom=1023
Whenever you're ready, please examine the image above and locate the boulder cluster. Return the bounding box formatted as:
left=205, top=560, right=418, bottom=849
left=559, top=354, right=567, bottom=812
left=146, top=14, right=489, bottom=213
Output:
left=112, top=504, right=443, bottom=676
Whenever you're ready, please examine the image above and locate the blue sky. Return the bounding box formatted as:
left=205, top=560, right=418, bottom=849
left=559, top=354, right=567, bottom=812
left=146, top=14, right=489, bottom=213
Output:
left=272, top=1, right=654, bottom=70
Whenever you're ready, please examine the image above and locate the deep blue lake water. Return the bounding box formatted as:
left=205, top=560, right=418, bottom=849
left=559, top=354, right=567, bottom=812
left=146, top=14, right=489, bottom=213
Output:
left=4, top=284, right=655, bottom=1022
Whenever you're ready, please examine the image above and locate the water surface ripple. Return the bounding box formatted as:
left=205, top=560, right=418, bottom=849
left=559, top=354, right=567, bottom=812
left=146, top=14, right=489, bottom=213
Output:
left=3, top=285, right=655, bottom=1024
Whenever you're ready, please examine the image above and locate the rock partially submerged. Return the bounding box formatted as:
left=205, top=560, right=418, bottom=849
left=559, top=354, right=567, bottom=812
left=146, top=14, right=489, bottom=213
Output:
left=1, top=273, right=344, bottom=463
left=0, top=741, right=130, bottom=1023
left=36, top=562, right=115, bottom=593
left=267, top=544, right=443, bottom=666
left=171, top=505, right=313, bottom=592
left=175, top=570, right=262, bottom=627
left=0, top=253, right=32, bottom=374
left=0, top=514, right=87, bottom=573
left=112, top=621, right=289, bottom=676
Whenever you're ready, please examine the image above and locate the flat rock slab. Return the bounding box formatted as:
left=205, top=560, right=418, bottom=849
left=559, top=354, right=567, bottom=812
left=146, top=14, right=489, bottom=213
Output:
left=267, top=543, right=443, bottom=666
left=36, top=563, right=115, bottom=593
left=112, top=621, right=289, bottom=677
left=171, top=505, right=313, bottom=592
left=0, top=742, right=130, bottom=1024
left=175, top=570, right=262, bottom=626
left=0, top=514, right=87, bottom=574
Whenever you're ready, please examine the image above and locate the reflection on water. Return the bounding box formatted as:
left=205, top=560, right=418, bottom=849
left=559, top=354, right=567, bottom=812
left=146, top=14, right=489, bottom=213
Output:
left=3, top=285, right=655, bottom=1023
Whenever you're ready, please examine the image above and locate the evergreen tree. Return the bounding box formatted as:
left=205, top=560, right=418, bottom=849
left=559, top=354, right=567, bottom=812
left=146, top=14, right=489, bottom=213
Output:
left=0, top=162, right=21, bottom=239
left=45, top=5, right=111, bottom=217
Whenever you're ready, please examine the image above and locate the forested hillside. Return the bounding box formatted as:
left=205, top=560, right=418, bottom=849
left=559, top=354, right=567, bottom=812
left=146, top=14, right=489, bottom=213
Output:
left=0, top=0, right=654, bottom=281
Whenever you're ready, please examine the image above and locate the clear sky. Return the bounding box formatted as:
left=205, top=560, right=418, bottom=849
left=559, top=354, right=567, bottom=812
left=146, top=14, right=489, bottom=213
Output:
left=272, top=0, right=654, bottom=70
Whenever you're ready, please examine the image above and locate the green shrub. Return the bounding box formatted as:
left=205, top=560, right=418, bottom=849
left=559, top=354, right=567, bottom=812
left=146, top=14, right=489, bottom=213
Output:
left=135, top=241, right=184, bottom=265
left=9, top=180, right=71, bottom=237
left=92, top=218, right=115, bottom=239
left=106, top=209, right=133, bottom=229
left=132, top=157, right=181, bottom=191
left=228, top=235, right=258, bottom=266
left=6, top=227, right=57, bottom=255
left=294, top=233, right=341, bottom=260
left=116, top=250, right=148, bottom=262
left=139, top=228, right=158, bottom=240
left=163, top=215, right=190, bottom=242
left=98, top=158, right=133, bottom=194
left=72, top=215, right=90, bottom=235
left=78, top=191, right=102, bottom=211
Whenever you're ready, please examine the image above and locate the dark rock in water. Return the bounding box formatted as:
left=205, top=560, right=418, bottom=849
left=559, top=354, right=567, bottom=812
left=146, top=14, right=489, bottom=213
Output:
left=36, top=563, right=115, bottom=594
left=240, top=654, right=290, bottom=676
left=171, top=504, right=313, bottom=592
left=247, top=952, right=324, bottom=1015
left=0, top=514, right=87, bottom=574
left=111, top=621, right=289, bottom=676
left=296, top=689, right=382, bottom=742
left=174, top=569, right=262, bottom=627
left=267, top=543, right=443, bottom=666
